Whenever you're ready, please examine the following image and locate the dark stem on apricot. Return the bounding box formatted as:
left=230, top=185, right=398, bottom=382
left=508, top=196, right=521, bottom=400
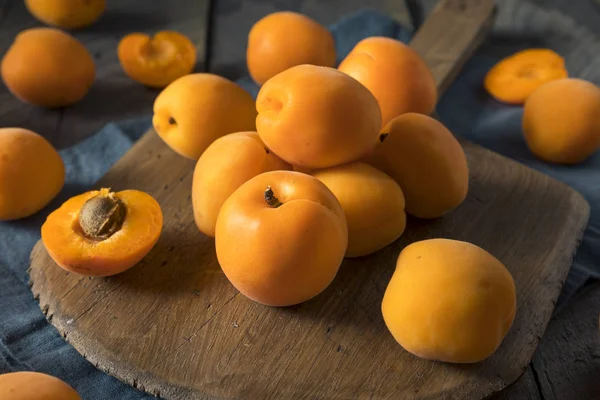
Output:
left=79, top=189, right=127, bottom=240
left=168, top=116, right=177, bottom=125
left=379, top=132, right=389, bottom=143
left=264, top=186, right=282, bottom=208
left=265, top=147, right=270, bottom=154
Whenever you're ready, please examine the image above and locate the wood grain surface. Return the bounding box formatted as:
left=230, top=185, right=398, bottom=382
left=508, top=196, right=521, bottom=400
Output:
left=28, top=1, right=591, bottom=399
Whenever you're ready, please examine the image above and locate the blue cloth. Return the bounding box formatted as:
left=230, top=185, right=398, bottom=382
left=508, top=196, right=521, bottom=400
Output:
left=0, top=8, right=598, bottom=399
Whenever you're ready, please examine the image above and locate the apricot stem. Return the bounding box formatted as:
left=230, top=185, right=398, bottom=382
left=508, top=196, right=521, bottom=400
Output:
left=379, top=132, right=389, bottom=143
left=79, top=188, right=126, bottom=240
left=264, top=186, right=282, bottom=208
left=168, top=117, right=177, bottom=125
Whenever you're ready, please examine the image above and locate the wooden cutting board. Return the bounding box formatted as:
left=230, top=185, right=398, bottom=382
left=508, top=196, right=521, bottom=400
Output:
left=28, top=1, right=591, bottom=399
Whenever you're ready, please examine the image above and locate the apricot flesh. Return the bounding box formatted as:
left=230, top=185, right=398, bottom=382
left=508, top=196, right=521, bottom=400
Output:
left=382, top=238, right=517, bottom=363
left=338, top=36, right=437, bottom=127
left=0, top=128, right=65, bottom=220
left=25, top=0, right=105, bottom=30
left=0, top=371, right=81, bottom=400
left=247, top=11, right=336, bottom=85
left=523, top=78, right=600, bottom=164
left=153, top=73, right=257, bottom=160
left=41, top=188, right=163, bottom=276
left=192, top=131, right=290, bottom=237
left=215, top=170, right=348, bottom=307
left=312, top=162, right=406, bottom=257
left=256, top=64, right=382, bottom=169
left=1, top=27, right=95, bottom=108
left=364, top=113, right=469, bottom=219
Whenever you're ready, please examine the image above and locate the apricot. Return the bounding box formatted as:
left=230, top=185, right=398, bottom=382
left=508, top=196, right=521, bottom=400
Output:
left=338, top=36, right=437, bottom=127
left=215, top=170, right=348, bottom=307
left=382, top=238, right=517, bottom=364
left=153, top=73, right=257, bottom=160
left=247, top=11, right=336, bottom=86
left=25, top=0, right=105, bottom=30
left=192, top=131, right=290, bottom=237
left=118, top=31, right=196, bottom=89
left=312, top=162, right=406, bottom=257
left=364, top=113, right=469, bottom=219
left=0, top=371, right=81, bottom=400
left=256, top=64, right=381, bottom=169
left=41, top=188, right=163, bottom=276
left=0, top=128, right=64, bottom=220
left=523, top=78, right=600, bottom=164
left=1, top=27, right=95, bottom=108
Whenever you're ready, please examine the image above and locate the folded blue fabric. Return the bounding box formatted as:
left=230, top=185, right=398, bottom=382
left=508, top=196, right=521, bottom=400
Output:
left=0, top=7, right=598, bottom=399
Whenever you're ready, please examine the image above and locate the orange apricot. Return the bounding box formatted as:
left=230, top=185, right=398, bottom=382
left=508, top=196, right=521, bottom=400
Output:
left=247, top=11, right=336, bottom=86
left=484, top=49, right=568, bottom=104
left=1, top=27, right=95, bottom=108
left=364, top=113, right=469, bottom=219
left=25, top=0, right=105, bottom=30
left=382, top=239, right=517, bottom=363
left=256, top=64, right=381, bottom=169
left=41, top=188, right=163, bottom=276
left=0, top=128, right=64, bottom=220
left=523, top=78, right=600, bottom=164
left=118, top=31, right=197, bottom=89
left=215, top=170, right=348, bottom=307
left=312, top=162, right=406, bottom=257
left=0, top=371, right=81, bottom=400
left=338, top=36, right=437, bottom=127
left=192, top=131, right=290, bottom=237
left=153, top=73, right=257, bottom=160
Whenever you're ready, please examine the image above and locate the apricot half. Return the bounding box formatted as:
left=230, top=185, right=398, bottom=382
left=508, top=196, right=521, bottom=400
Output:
left=0, top=128, right=65, bottom=220
left=153, top=73, right=257, bottom=160
left=41, top=188, right=163, bottom=276
left=247, top=11, right=336, bottom=85
left=192, top=131, right=290, bottom=237
left=0, top=371, right=81, bottom=400
left=364, top=113, right=469, bottom=219
left=1, top=27, right=95, bottom=108
left=215, top=170, right=348, bottom=307
left=118, top=31, right=196, bottom=88
left=256, top=64, right=381, bottom=169
left=523, top=78, right=600, bottom=164
left=382, top=239, right=517, bottom=363
left=312, top=162, right=406, bottom=257
left=25, top=0, right=105, bottom=30
left=338, top=36, right=437, bottom=127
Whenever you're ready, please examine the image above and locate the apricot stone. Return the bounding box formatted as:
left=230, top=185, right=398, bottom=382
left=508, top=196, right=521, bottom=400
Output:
left=382, top=238, right=517, bottom=364
left=153, top=73, right=258, bottom=160
left=0, top=371, right=81, bottom=400
left=0, top=128, right=64, bottom=220
left=1, top=28, right=95, bottom=108
left=192, top=131, right=290, bottom=237
left=256, top=64, right=382, bottom=169
left=25, top=0, right=105, bottom=30
left=312, top=162, right=406, bottom=257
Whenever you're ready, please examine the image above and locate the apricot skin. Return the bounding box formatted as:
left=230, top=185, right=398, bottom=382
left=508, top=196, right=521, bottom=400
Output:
left=338, top=37, right=437, bottom=127
left=247, top=11, right=336, bottom=86
left=215, top=170, right=348, bottom=307
left=523, top=78, right=600, bottom=164
left=0, top=371, right=81, bottom=400
left=364, top=113, right=469, bottom=219
left=153, top=73, right=258, bottom=160
left=0, top=128, right=65, bottom=220
left=192, top=132, right=291, bottom=237
left=256, top=64, right=382, bottom=169
left=381, top=239, right=517, bottom=364
left=312, top=162, right=406, bottom=257
left=1, top=28, right=95, bottom=108
left=25, top=0, right=105, bottom=30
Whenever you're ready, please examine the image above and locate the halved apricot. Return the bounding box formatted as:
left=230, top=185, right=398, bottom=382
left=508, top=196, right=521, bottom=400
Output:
left=41, top=188, right=163, bottom=276
left=118, top=31, right=196, bottom=88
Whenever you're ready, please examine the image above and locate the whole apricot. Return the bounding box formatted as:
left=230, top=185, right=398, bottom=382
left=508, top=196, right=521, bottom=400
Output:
left=256, top=64, right=381, bottom=169
left=0, top=128, right=64, bottom=220
left=364, top=113, right=469, bottom=219
left=215, top=170, right=348, bottom=307
left=25, top=0, right=105, bottom=30
left=153, top=73, right=257, bottom=160
left=312, top=162, right=406, bottom=257
left=247, top=11, right=336, bottom=85
left=523, top=78, right=600, bottom=164
left=338, top=36, right=437, bottom=127
left=192, top=131, right=290, bottom=237
left=1, top=28, right=95, bottom=108
left=41, top=188, right=163, bottom=276
left=382, top=239, right=517, bottom=363
left=0, top=371, right=81, bottom=400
